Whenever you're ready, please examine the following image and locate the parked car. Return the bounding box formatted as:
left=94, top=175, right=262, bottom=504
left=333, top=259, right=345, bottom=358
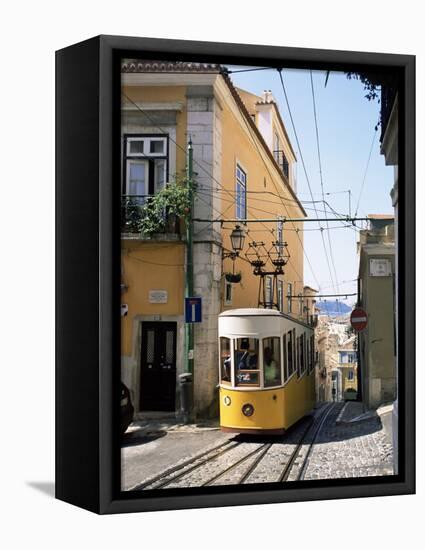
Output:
left=121, top=382, right=134, bottom=435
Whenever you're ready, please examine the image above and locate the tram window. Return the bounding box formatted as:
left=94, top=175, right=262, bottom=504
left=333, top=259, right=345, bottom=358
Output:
left=220, top=337, right=231, bottom=385
left=234, top=338, right=259, bottom=386
left=307, top=338, right=310, bottom=372
left=297, top=335, right=303, bottom=377
left=287, top=331, right=293, bottom=377
left=310, top=335, right=315, bottom=373
left=263, top=337, right=282, bottom=387
left=283, top=334, right=288, bottom=381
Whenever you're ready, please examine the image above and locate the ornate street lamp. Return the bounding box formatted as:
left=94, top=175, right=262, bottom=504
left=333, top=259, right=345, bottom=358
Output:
left=230, top=224, right=245, bottom=255
left=223, top=224, right=246, bottom=259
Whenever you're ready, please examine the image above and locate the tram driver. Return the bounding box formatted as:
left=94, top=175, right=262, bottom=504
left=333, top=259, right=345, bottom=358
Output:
left=223, top=355, right=231, bottom=382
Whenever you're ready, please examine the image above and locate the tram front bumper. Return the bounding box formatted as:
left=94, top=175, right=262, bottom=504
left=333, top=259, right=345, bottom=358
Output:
left=219, top=387, right=285, bottom=433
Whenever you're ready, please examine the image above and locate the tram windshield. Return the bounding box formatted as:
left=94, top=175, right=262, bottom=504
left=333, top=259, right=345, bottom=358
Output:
left=263, top=337, right=282, bottom=387
left=234, top=338, right=259, bottom=386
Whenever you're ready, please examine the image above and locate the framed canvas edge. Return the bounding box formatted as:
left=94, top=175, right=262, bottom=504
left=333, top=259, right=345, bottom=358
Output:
left=100, top=35, right=416, bottom=514
left=56, top=34, right=415, bottom=515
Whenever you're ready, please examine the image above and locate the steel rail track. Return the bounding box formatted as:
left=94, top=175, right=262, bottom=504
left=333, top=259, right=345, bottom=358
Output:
left=236, top=443, right=274, bottom=484
left=133, top=438, right=239, bottom=490
left=202, top=443, right=273, bottom=486
left=134, top=403, right=336, bottom=491
left=297, top=403, right=336, bottom=480
left=277, top=403, right=335, bottom=482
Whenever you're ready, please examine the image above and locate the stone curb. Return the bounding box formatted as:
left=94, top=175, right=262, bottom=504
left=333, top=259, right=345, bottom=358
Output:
left=335, top=402, right=377, bottom=425
left=126, top=422, right=220, bottom=438
left=376, top=404, right=393, bottom=443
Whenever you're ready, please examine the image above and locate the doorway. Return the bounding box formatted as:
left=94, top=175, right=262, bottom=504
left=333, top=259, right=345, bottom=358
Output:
left=140, top=322, right=177, bottom=411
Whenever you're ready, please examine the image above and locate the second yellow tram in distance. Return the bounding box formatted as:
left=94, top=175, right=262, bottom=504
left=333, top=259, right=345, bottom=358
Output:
left=218, top=308, right=316, bottom=434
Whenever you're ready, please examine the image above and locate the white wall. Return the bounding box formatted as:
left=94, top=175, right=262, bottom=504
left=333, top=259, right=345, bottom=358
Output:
left=2, top=2, right=423, bottom=549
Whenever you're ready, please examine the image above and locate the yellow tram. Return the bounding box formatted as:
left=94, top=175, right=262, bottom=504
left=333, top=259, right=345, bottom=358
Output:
left=218, top=308, right=316, bottom=434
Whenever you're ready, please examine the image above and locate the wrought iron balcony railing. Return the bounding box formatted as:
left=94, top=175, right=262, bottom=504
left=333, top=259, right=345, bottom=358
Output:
left=273, top=150, right=289, bottom=180
left=121, top=194, right=180, bottom=236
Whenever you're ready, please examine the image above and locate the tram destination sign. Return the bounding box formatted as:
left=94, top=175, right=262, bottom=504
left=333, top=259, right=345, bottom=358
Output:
left=350, top=307, right=368, bottom=332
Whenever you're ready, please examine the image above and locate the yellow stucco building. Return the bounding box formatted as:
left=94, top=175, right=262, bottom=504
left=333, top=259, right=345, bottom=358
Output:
left=120, top=61, right=308, bottom=417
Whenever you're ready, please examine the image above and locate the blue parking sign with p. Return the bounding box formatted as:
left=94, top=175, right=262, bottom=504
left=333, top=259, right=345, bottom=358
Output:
left=185, top=297, right=202, bottom=323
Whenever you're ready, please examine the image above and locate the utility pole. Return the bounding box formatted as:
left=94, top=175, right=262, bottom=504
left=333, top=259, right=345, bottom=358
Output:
left=182, top=138, right=194, bottom=422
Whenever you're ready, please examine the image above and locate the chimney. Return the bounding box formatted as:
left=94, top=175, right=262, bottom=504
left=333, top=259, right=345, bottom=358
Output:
left=262, top=90, right=275, bottom=103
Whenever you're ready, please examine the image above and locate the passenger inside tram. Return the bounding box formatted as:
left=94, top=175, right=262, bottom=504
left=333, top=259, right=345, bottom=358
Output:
left=264, top=346, right=278, bottom=384
left=236, top=350, right=258, bottom=370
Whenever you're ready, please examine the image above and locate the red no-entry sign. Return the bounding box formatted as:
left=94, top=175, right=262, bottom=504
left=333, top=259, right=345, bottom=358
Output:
left=350, top=308, right=368, bottom=332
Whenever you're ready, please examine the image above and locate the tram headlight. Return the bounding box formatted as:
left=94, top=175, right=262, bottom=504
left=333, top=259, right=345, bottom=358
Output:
left=242, top=403, right=254, bottom=417
left=223, top=396, right=231, bottom=406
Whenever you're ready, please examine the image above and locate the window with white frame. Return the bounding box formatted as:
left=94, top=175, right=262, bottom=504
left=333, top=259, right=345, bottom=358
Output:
left=265, top=275, right=273, bottom=307
left=278, top=280, right=284, bottom=312
left=224, top=280, right=233, bottom=306
left=287, top=282, right=293, bottom=313
left=124, top=135, right=168, bottom=198
left=235, top=164, right=247, bottom=220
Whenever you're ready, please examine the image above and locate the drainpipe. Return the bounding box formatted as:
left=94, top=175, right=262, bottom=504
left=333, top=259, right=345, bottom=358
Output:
left=356, top=276, right=363, bottom=402
left=183, top=139, right=194, bottom=421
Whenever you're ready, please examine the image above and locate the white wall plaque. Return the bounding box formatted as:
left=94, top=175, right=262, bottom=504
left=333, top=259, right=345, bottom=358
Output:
left=148, top=290, right=168, bottom=303
left=370, top=258, right=392, bottom=277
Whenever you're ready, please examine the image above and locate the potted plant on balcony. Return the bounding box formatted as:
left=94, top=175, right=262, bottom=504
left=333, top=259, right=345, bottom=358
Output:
left=137, top=178, right=193, bottom=238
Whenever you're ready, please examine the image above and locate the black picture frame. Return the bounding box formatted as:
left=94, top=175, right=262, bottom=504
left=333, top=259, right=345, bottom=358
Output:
left=56, top=35, right=415, bottom=514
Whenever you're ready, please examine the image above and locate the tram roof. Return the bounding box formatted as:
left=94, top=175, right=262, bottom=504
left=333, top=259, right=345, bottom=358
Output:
left=219, top=308, right=283, bottom=317
left=219, top=308, right=314, bottom=329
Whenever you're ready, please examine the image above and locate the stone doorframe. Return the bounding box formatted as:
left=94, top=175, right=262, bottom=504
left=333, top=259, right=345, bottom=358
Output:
left=130, top=314, right=185, bottom=414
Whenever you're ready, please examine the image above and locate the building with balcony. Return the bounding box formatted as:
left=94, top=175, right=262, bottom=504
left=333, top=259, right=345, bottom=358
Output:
left=337, top=345, right=358, bottom=400
left=315, top=318, right=355, bottom=402
left=120, top=61, right=307, bottom=418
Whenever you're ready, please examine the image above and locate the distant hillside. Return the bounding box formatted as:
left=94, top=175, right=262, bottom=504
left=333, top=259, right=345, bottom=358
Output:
left=316, top=301, right=351, bottom=316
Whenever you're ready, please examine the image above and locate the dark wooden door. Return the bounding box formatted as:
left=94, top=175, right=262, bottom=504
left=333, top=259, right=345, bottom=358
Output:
left=140, top=322, right=177, bottom=411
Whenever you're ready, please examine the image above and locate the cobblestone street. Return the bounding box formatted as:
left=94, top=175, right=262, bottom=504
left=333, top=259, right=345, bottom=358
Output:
left=122, top=402, right=394, bottom=490
left=298, top=404, right=394, bottom=480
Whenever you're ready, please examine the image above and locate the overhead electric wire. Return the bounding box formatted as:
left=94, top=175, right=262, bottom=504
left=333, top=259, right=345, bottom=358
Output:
left=196, top=187, right=354, bottom=219
left=309, top=70, right=341, bottom=314
left=324, top=200, right=361, bottom=234
left=277, top=69, right=338, bottom=295
left=354, top=128, right=378, bottom=218
left=226, top=66, right=274, bottom=74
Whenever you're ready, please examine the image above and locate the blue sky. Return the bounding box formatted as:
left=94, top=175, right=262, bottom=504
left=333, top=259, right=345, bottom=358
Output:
left=226, top=66, right=394, bottom=303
